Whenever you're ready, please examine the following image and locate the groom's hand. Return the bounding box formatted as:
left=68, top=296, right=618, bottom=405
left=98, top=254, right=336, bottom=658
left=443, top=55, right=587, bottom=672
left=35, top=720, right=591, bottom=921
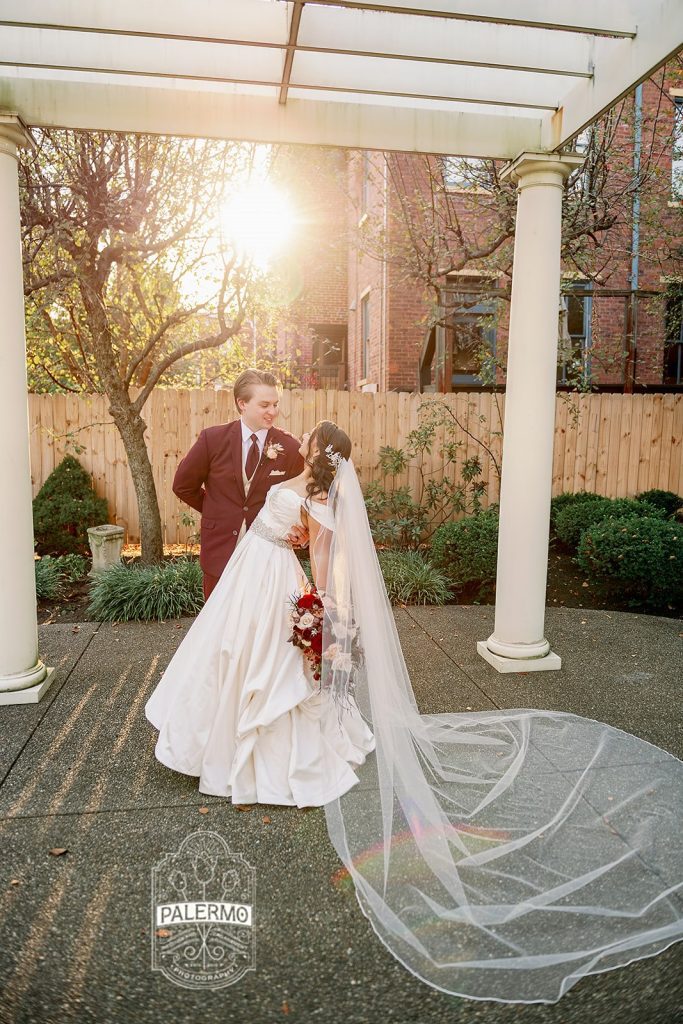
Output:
left=287, top=524, right=309, bottom=548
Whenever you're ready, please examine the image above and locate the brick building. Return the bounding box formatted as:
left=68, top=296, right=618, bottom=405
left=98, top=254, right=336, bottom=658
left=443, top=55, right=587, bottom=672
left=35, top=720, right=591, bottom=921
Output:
left=274, top=73, right=682, bottom=394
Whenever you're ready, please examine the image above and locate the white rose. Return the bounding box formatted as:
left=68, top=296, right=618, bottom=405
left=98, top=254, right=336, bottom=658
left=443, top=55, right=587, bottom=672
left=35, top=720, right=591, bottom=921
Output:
left=299, top=612, right=315, bottom=628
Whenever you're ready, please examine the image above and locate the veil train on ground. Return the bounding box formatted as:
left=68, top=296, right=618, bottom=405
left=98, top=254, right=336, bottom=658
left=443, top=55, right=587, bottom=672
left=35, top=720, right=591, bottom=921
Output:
left=312, top=457, right=683, bottom=1005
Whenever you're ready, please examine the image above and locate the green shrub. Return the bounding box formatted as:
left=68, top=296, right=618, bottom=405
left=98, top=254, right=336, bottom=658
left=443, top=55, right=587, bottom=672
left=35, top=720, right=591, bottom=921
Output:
left=364, top=479, right=426, bottom=549
left=376, top=551, right=451, bottom=605
left=35, top=556, right=68, bottom=600
left=554, top=497, right=666, bottom=550
left=363, top=398, right=490, bottom=549
left=35, top=552, right=90, bottom=600
left=577, top=515, right=682, bottom=609
left=86, top=556, right=203, bottom=621
left=634, top=488, right=683, bottom=519
left=550, top=491, right=601, bottom=533
left=430, top=508, right=499, bottom=587
left=33, top=455, right=109, bottom=556
left=55, top=553, right=90, bottom=582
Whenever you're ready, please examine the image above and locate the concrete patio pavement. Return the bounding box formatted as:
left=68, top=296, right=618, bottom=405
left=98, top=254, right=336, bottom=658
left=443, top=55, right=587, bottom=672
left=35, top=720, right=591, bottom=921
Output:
left=0, top=605, right=681, bottom=1024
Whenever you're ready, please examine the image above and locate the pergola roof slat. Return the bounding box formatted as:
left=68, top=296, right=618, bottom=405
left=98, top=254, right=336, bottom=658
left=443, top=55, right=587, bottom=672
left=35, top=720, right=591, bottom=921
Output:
left=297, top=6, right=598, bottom=77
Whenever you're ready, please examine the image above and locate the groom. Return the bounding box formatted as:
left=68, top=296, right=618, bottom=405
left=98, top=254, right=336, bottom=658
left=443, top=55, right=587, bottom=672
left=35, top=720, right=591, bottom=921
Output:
left=172, top=368, right=308, bottom=600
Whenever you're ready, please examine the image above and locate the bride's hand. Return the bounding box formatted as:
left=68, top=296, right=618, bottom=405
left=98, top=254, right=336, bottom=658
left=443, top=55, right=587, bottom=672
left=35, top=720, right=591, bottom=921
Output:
left=287, top=523, right=310, bottom=548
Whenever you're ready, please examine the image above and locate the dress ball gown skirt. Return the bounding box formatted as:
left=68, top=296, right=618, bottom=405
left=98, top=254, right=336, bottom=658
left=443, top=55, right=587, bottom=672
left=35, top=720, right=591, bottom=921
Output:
left=144, top=525, right=376, bottom=807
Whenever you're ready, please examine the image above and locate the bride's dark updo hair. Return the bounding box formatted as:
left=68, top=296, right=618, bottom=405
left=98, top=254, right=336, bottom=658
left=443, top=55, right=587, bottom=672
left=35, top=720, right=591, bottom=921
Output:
left=304, top=420, right=352, bottom=506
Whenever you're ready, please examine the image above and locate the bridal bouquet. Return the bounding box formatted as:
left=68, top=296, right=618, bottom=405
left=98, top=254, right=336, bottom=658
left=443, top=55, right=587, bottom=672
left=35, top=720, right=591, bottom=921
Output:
left=287, top=586, right=325, bottom=681
left=287, top=584, right=364, bottom=718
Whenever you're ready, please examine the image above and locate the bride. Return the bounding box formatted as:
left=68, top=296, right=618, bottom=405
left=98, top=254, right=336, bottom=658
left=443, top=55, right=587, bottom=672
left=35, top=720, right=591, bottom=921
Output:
left=146, top=419, right=683, bottom=1005
left=145, top=420, right=375, bottom=807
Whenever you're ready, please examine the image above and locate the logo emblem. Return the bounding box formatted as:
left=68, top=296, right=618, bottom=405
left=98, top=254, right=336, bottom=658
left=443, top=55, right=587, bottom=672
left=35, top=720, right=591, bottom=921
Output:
left=151, top=830, right=256, bottom=989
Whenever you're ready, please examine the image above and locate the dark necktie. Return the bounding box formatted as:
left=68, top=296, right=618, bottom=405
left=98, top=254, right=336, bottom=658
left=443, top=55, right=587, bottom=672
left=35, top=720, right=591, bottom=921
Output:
left=245, top=432, right=260, bottom=479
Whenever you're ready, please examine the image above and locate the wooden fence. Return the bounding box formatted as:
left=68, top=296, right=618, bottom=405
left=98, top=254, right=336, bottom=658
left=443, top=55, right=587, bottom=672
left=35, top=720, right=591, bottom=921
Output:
left=27, top=389, right=683, bottom=545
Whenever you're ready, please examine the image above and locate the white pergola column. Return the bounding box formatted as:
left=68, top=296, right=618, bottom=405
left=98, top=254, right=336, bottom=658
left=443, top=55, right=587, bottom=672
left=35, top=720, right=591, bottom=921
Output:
left=0, top=114, right=54, bottom=705
left=477, top=151, right=583, bottom=674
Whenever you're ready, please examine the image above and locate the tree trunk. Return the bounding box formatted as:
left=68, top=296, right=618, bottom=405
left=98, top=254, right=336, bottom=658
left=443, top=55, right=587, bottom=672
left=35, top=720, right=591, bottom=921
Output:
left=108, top=397, right=164, bottom=565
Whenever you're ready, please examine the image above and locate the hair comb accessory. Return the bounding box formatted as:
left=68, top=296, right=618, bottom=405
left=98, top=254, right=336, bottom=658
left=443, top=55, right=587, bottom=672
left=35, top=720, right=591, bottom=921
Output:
left=325, top=443, right=344, bottom=471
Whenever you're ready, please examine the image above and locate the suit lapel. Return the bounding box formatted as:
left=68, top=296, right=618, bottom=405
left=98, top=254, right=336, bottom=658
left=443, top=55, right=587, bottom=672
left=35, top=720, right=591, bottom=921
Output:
left=231, top=419, right=246, bottom=500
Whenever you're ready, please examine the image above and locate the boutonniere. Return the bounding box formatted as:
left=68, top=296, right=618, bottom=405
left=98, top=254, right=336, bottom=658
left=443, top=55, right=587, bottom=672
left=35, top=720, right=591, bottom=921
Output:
left=265, top=442, right=284, bottom=460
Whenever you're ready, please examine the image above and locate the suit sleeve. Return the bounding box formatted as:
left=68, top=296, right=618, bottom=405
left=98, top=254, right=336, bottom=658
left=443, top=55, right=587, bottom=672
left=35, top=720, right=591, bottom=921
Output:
left=172, top=428, right=210, bottom=513
left=284, top=440, right=305, bottom=479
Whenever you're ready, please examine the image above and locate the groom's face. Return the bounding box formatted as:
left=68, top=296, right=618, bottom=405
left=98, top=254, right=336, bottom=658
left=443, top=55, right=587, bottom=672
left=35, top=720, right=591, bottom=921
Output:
left=238, top=385, right=280, bottom=432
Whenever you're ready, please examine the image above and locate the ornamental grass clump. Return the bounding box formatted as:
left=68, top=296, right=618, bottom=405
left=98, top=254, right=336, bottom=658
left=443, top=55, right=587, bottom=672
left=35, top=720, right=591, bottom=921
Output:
left=376, top=550, right=451, bottom=606
left=35, top=553, right=90, bottom=600
left=34, top=556, right=69, bottom=600
left=87, top=557, right=203, bottom=621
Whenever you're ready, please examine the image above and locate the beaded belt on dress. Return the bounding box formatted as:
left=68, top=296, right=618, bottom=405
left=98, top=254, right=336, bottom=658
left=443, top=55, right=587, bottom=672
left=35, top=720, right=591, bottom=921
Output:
left=250, top=516, right=292, bottom=548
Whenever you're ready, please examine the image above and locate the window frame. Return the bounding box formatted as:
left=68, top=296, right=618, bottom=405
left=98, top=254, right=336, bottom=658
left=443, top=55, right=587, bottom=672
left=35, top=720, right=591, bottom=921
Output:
left=443, top=275, right=498, bottom=387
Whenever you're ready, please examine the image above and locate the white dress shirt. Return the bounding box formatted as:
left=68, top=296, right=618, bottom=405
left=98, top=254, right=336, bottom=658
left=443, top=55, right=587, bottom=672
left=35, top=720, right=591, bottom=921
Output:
left=240, top=419, right=269, bottom=475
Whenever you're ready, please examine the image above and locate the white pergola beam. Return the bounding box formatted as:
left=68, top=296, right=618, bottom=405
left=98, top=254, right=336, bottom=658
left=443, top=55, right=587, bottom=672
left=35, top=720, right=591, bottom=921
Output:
left=0, top=71, right=544, bottom=158
left=0, top=26, right=286, bottom=83
left=544, top=0, right=683, bottom=149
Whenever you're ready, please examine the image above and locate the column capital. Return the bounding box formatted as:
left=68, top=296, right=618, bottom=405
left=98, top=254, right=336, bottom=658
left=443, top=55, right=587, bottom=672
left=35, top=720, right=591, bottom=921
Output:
left=500, top=151, right=585, bottom=190
left=0, top=113, right=35, bottom=160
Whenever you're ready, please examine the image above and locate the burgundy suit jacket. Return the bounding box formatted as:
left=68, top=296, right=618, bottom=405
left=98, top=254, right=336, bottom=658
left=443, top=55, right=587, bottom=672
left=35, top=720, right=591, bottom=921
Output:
left=172, top=420, right=305, bottom=577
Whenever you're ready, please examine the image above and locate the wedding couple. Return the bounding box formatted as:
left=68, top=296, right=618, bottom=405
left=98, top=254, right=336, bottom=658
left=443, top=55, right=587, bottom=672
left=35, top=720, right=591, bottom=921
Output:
left=145, top=368, right=375, bottom=806
left=144, top=368, right=683, bottom=1005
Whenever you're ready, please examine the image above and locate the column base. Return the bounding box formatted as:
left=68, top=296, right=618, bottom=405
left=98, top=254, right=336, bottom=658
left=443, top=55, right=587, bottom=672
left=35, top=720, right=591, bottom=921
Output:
left=476, top=641, right=562, bottom=673
left=0, top=665, right=56, bottom=705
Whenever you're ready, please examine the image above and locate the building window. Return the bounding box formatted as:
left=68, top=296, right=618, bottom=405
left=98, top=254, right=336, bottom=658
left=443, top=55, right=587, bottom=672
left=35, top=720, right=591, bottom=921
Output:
left=310, top=323, right=347, bottom=388
left=673, top=97, right=683, bottom=202
left=311, top=323, right=346, bottom=366
left=664, top=283, right=683, bottom=385
left=360, top=151, right=370, bottom=215
left=360, top=292, right=370, bottom=379
left=558, top=282, right=592, bottom=386
left=442, top=156, right=488, bottom=190
left=445, top=276, right=497, bottom=386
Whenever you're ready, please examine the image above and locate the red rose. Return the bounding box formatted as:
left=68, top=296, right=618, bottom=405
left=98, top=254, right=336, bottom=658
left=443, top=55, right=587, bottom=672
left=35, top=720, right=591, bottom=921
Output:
left=298, top=594, right=317, bottom=609
left=310, top=631, right=323, bottom=655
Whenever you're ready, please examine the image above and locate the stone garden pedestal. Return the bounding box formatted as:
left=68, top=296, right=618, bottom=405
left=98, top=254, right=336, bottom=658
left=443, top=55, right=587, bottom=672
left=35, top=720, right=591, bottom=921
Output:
left=88, top=525, right=125, bottom=576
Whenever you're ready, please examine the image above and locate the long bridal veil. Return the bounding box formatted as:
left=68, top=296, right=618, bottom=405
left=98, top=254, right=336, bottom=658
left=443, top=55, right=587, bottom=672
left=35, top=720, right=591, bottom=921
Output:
left=312, top=457, right=683, bottom=1004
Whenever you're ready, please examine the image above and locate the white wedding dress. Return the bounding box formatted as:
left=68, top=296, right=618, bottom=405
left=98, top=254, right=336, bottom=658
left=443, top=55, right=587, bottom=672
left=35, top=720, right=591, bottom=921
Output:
left=144, top=481, right=376, bottom=806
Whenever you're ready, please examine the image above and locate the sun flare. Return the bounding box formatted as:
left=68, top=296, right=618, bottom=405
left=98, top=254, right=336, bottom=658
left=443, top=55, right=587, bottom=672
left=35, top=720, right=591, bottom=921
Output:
left=219, top=180, right=296, bottom=270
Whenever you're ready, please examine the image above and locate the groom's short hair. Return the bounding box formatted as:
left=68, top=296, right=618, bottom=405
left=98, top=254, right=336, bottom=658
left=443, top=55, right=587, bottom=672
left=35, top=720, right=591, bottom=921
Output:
left=233, top=369, right=280, bottom=411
